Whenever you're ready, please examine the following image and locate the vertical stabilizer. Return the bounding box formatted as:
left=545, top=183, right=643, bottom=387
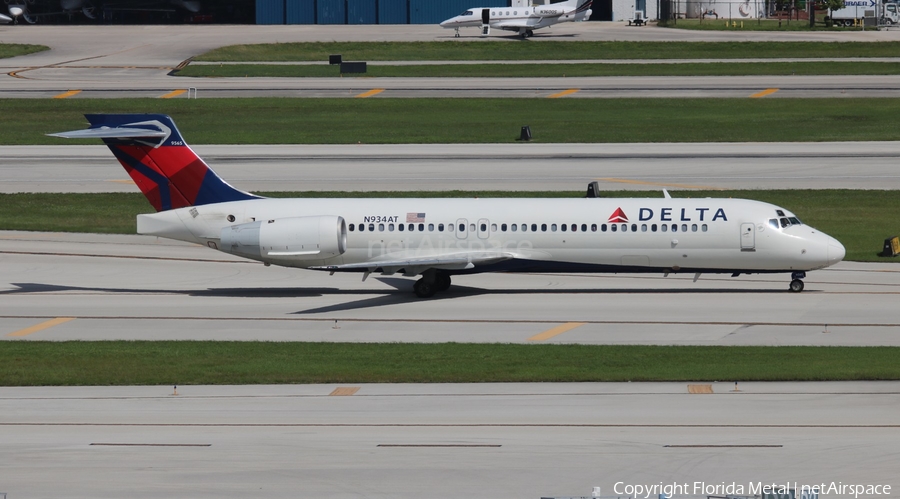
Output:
left=50, top=114, right=260, bottom=212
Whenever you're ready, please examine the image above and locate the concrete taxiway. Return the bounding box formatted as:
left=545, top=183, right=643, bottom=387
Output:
left=3, top=142, right=900, bottom=193
left=1, top=381, right=899, bottom=499
left=3, top=25, right=900, bottom=98
left=2, top=231, right=899, bottom=344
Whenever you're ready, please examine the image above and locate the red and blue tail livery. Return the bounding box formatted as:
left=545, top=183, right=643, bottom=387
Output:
left=50, top=114, right=260, bottom=212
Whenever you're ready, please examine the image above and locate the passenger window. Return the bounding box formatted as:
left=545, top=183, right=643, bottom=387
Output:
left=560, top=224, right=566, bottom=232
left=490, top=223, right=497, bottom=232
left=469, top=223, right=475, bottom=232
left=591, top=224, right=597, bottom=232
left=631, top=224, right=637, bottom=232
left=682, top=224, right=687, bottom=232
left=641, top=224, right=647, bottom=232
left=611, top=224, right=617, bottom=232
left=480, top=223, right=487, bottom=232
left=661, top=224, right=667, bottom=232
left=671, top=224, right=677, bottom=232
left=369, top=223, right=375, bottom=231
left=349, top=223, right=355, bottom=231
left=621, top=224, right=627, bottom=232
left=692, top=224, right=697, bottom=232
left=379, top=223, right=385, bottom=231
left=652, top=224, right=657, bottom=232
left=541, top=224, right=547, bottom=232
left=702, top=224, right=708, bottom=232
left=428, top=223, right=434, bottom=231
left=398, top=224, right=404, bottom=232
left=510, top=224, right=516, bottom=232
left=571, top=224, right=577, bottom=232
left=601, top=224, right=607, bottom=232
left=408, top=223, right=414, bottom=231
left=419, top=223, right=425, bottom=231
left=438, top=223, right=444, bottom=232
left=501, top=224, right=507, bottom=232
left=581, top=224, right=587, bottom=232
left=531, top=224, right=537, bottom=232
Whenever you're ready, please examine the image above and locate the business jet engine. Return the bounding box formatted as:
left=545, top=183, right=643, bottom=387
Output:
left=220, top=215, right=347, bottom=263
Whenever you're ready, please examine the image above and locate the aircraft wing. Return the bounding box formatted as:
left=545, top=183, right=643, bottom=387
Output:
left=492, top=18, right=544, bottom=28
left=311, top=251, right=513, bottom=276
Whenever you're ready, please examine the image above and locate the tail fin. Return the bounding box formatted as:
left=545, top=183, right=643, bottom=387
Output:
left=49, top=114, right=261, bottom=212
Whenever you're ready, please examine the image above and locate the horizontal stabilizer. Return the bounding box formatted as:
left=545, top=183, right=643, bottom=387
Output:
left=48, top=127, right=168, bottom=140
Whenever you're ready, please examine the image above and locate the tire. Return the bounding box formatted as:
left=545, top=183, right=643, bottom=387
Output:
left=789, top=279, right=805, bottom=293
left=435, top=273, right=451, bottom=292
left=413, top=279, right=436, bottom=298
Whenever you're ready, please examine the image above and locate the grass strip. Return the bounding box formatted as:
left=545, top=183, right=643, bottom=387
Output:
left=193, top=41, right=900, bottom=62
left=2, top=342, right=899, bottom=386
left=6, top=98, right=900, bottom=145
left=0, top=190, right=895, bottom=262
left=667, top=19, right=872, bottom=31
left=0, top=44, right=49, bottom=59
left=177, top=61, right=900, bottom=78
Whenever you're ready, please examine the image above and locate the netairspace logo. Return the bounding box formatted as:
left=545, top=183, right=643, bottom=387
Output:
left=612, top=481, right=892, bottom=499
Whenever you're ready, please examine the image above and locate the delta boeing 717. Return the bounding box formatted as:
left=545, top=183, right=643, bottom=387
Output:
left=51, top=114, right=844, bottom=298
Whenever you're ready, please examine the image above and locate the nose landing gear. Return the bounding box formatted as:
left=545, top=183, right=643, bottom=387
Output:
left=789, top=271, right=806, bottom=293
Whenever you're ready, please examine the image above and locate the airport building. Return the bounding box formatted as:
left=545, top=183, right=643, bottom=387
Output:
left=5, top=0, right=655, bottom=25
left=254, top=0, right=653, bottom=24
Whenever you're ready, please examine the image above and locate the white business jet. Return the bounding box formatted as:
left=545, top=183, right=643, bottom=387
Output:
left=440, top=0, right=592, bottom=37
left=51, top=114, right=845, bottom=298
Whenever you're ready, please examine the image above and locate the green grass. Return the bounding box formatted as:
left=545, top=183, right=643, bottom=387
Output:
left=0, top=44, right=49, bottom=59
left=193, top=41, right=900, bottom=62
left=2, top=342, right=899, bottom=385
left=1, top=190, right=896, bottom=262
left=8, top=98, right=900, bottom=145
left=177, top=61, right=900, bottom=78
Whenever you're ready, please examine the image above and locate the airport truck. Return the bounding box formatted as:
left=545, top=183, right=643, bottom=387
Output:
left=827, top=0, right=900, bottom=26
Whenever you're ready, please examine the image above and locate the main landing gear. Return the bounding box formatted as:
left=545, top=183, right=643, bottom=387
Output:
left=413, top=270, right=452, bottom=298
left=789, top=271, right=806, bottom=293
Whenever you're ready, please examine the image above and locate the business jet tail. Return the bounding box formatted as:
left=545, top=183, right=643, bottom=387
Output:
left=49, top=114, right=260, bottom=212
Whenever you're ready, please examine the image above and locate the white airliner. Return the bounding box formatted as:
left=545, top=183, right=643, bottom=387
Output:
left=440, top=0, right=592, bottom=37
left=51, top=114, right=845, bottom=298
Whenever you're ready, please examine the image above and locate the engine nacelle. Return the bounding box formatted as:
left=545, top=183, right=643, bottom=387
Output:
left=220, top=216, right=346, bottom=262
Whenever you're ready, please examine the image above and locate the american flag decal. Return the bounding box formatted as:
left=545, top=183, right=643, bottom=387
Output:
left=406, top=212, right=426, bottom=222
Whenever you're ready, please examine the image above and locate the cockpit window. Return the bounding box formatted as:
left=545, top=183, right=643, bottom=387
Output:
left=462, top=10, right=473, bottom=15
left=773, top=216, right=803, bottom=229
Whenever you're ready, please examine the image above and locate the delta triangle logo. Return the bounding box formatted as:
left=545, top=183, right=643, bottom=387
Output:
left=608, top=207, right=628, bottom=223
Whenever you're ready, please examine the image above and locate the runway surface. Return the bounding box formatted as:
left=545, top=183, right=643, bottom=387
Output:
left=2, top=231, right=899, bottom=344
left=4, top=142, right=900, bottom=193
left=2, top=25, right=900, bottom=98
left=2, top=381, right=899, bottom=499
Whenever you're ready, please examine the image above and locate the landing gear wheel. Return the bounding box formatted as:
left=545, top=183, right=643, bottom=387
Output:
left=526, top=29, right=534, bottom=37
left=434, top=273, right=451, bottom=292
left=789, top=279, right=805, bottom=293
left=413, top=279, right=437, bottom=298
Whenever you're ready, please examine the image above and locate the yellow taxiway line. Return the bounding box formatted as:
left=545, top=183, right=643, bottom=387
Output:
left=8, top=317, right=75, bottom=337
left=528, top=322, right=586, bottom=341
left=356, top=88, right=385, bottom=98
left=330, top=387, right=361, bottom=396
left=160, top=89, right=187, bottom=99
left=53, top=90, right=81, bottom=99
left=750, top=88, right=779, bottom=98
left=547, top=88, right=579, bottom=99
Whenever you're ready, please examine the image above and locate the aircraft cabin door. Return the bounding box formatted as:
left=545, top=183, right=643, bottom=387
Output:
left=481, top=8, right=490, bottom=24
left=740, top=222, right=755, bottom=251
left=456, top=218, right=468, bottom=239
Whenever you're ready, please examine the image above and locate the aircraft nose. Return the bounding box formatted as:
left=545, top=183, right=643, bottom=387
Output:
left=827, top=241, right=846, bottom=266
